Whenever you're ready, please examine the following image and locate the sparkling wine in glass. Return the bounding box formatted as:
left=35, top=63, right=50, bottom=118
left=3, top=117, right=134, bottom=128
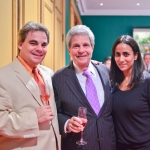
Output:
left=76, top=107, right=87, bottom=145
left=40, top=81, right=50, bottom=105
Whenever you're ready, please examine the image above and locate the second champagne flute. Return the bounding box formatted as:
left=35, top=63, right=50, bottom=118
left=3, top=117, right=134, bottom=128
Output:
left=76, top=107, right=88, bottom=145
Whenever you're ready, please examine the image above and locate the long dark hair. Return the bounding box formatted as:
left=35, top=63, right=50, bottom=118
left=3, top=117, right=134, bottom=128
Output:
left=110, top=35, right=145, bottom=89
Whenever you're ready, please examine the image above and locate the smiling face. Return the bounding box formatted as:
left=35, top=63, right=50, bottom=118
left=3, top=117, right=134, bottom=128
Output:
left=68, top=34, right=94, bottom=70
left=18, top=30, right=48, bottom=67
left=114, top=42, right=138, bottom=74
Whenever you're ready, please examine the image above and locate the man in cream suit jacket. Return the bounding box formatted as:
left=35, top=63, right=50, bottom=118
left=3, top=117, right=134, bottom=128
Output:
left=0, top=22, right=60, bottom=150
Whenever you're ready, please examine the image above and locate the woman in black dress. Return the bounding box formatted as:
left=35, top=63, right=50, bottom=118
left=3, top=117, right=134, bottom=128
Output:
left=110, top=35, right=150, bottom=150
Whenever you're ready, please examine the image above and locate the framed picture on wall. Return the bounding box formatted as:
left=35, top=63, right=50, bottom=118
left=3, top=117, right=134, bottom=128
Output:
left=132, top=27, right=150, bottom=55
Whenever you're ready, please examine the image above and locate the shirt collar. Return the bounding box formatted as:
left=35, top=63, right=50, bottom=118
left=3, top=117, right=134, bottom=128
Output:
left=18, top=55, right=34, bottom=76
left=73, top=61, right=96, bottom=76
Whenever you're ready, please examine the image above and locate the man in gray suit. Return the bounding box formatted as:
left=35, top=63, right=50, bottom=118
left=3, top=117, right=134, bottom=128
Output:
left=52, top=25, right=116, bottom=150
left=0, top=22, right=60, bottom=150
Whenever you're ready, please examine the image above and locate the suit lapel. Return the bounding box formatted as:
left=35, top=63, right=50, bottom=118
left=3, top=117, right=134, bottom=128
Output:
left=12, top=58, right=43, bottom=106
left=93, top=63, right=110, bottom=116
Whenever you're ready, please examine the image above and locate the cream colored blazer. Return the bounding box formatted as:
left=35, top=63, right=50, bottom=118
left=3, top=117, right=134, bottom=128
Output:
left=0, top=58, right=60, bottom=150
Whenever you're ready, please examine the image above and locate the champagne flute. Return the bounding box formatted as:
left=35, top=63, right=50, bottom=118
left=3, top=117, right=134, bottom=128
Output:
left=76, top=107, right=87, bottom=145
left=40, top=81, right=50, bottom=105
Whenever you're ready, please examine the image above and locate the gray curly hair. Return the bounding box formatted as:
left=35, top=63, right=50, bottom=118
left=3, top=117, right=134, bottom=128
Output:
left=66, top=25, right=95, bottom=48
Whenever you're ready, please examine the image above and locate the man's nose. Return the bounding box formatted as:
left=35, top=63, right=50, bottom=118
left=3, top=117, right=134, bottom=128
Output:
left=78, top=46, right=85, bottom=52
left=36, top=45, right=43, bottom=51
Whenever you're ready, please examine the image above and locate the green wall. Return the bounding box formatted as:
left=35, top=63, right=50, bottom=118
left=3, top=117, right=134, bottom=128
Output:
left=81, top=16, right=150, bottom=63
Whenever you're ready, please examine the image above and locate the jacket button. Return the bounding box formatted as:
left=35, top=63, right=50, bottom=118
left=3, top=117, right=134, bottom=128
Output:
left=97, top=138, right=100, bottom=141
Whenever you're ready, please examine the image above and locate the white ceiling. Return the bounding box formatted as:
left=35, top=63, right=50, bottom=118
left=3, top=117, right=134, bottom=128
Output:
left=76, top=0, right=150, bottom=16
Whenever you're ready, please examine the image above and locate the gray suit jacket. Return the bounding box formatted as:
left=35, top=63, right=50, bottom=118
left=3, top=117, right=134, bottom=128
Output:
left=0, top=58, right=60, bottom=150
left=52, top=61, right=116, bottom=150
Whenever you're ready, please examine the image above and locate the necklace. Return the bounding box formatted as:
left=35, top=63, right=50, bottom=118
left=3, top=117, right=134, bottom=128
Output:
left=125, top=83, right=129, bottom=86
left=124, top=76, right=131, bottom=86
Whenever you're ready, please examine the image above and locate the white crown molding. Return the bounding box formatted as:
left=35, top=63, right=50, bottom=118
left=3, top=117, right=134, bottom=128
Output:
left=77, top=0, right=150, bottom=16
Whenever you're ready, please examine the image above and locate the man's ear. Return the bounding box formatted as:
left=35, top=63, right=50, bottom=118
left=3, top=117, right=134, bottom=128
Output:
left=68, top=48, right=70, bottom=54
left=92, top=45, right=94, bottom=51
left=18, top=42, right=22, bottom=50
